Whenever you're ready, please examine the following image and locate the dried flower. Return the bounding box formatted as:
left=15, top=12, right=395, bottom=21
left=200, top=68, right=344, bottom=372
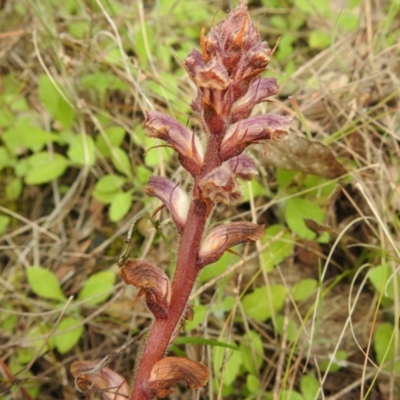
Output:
left=120, top=260, right=171, bottom=320
left=197, top=222, right=265, bottom=267
left=148, top=357, right=209, bottom=398
left=71, top=361, right=129, bottom=400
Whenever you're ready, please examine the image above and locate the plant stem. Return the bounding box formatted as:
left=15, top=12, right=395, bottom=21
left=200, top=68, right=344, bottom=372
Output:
left=129, top=199, right=209, bottom=399
left=130, top=128, right=223, bottom=400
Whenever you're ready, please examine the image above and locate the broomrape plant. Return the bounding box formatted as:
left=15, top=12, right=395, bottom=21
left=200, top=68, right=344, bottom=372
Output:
left=71, top=1, right=291, bottom=399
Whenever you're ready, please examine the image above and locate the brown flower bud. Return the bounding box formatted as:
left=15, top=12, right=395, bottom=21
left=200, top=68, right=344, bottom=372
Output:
left=71, top=361, right=129, bottom=400
left=148, top=357, right=209, bottom=398
left=220, top=114, right=291, bottom=161
left=199, top=154, right=257, bottom=205
left=145, top=177, right=189, bottom=233
left=143, top=111, right=204, bottom=176
left=120, top=260, right=171, bottom=319
left=197, top=222, right=264, bottom=267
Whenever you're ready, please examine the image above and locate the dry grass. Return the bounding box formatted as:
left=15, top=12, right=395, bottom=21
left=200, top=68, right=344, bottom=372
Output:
left=0, top=0, right=399, bottom=399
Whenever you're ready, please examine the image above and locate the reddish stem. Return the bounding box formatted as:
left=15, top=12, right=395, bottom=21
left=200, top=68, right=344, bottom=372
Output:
left=130, top=133, right=222, bottom=400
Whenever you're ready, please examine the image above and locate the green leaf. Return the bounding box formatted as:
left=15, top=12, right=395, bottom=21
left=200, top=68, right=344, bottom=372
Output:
left=96, top=126, right=126, bottom=157
left=2, top=118, right=61, bottom=153
left=67, top=134, right=96, bottom=166
left=54, top=316, right=84, bottom=354
left=25, top=152, right=68, bottom=184
left=320, top=350, right=347, bottom=372
left=240, top=330, right=263, bottom=375
left=0, top=215, right=11, bottom=235
left=199, top=252, right=234, bottom=283
left=300, top=373, right=320, bottom=400
left=291, top=278, right=318, bottom=302
left=38, top=74, right=75, bottom=129
left=278, top=390, right=305, bottom=400
left=134, top=22, right=154, bottom=66
left=242, top=180, right=267, bottom=202
left=368, top=264, right=399, bottom=300
left=242, top=285, right=286, bottom=321
left=27, top=266, right=66, bottom=301
left=78, top=270, right=116, bottom=306
left=0, top=146, right=11, bottom=170
left=6, top=177, right=22, bottom=201
left=373, top=322, right=400, bottom=374
left=246, top=374, right=260, bottom=394
left=212, top=340, right=242, bottom=385
left=285, top=197, right=325, bottom=240
left=309, top=31, right=331, bottom=49
left=111, top=146, right=132, bottom=177
left=17, top=325, right=54, bottom=364
left=109, top=191, right=132, bottom=222
left=262, top=224, right=294, bottom=272
left=275, top=315, right=298, bottom=342
left=95, top=174, right=127, bottom=193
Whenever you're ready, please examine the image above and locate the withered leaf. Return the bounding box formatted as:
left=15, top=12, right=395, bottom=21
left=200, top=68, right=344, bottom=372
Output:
left=263, top=134, right=346, bottom=179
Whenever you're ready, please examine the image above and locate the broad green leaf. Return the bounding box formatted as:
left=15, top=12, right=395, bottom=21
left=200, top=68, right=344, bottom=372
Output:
left=278, top=390, right=305, bottom=400
left=0, top=108, right=13, bottom=127
left=262, top=224, right=293, bottom=271
left=38, top=74, right=75, bottom=129
left=25, top=152, right=68, bottom=184
left=95, top=174, right=127, bottom=193
left=240, top=330, right=263, bottom=375
left=67, top=134, right=96, bottom=166
left=275, top=315, right=298, bottom=342
left=319, top=350, right=347, bottom=372
left=246, top=374, right=260, bottom=394
left=109, top=191, right=132, bottom=222
left=81, top=72, right=125, bottom=101
left=285, top=197, right=325, bottom=240
left=277, top=168, right=296, bottom=190
left=92, top=189, right=118, bottom=204
left=133, top=165, right=152, bottom=187
left=2, top=118, right=60, bottom=153
left=373, top=323, right=400, bottom=373
left=368, top=264, right=399, bottom=300
left=212, top=340, right=242, bottom=385
left=78, top=270, right=116, bottom=306
left=17, top=325, right=54, bottom=364
left=0, top=215, right=11, bottom=235
left=0, top=304, right=17, bottom=333
left=111, top=146, right=132, bottom=177
left=0, top=146, right=11, bottom=170
left=199, top=252, right=234, bottom=283
left=27, top=266, right=66, bottom=301
left=242, top=285, right=286, bottom=322
left=6, top=177, right=22, bottom=201
left=300, top=373, right=320, bottom=400
left=54, top=316, right=84, bottom=354
left=291, top=278, right=318, bottom=302
left=96, top=126, right=126, bottom=157
left=309, top=31, right=331, bottom=49
left=134, top=22, right=154, bottom=66
left=242, top=180, right=267, bottom=202
left=337, top=13, right=360, bottom=31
